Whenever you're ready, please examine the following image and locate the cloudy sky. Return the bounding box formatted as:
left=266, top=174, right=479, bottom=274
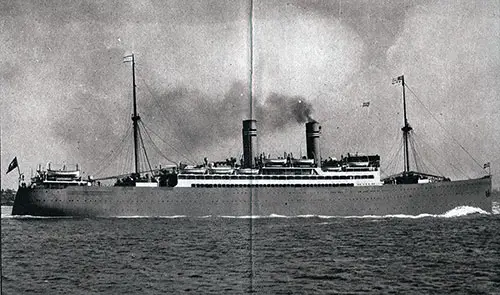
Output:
left=1, top=0, right=499, bottom=189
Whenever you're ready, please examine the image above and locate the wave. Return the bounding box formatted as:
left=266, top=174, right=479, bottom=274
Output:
left=2, top=215, right=74, bottom=220
left=1, top=206, right=76, bottom=219
left=334, top=206, right=490, bottom=219
left=218, top=206, right=493, bottom=219
left=2, top=204, right=497, bottom=219
left=440, top=206, right=490, bottom=218
left=112, top=215, right=188, bottom=219
left=218, top=214, right=288, bottom=219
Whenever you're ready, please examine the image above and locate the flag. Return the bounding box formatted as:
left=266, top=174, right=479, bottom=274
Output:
left=484, top=162, right=490, bottom=169
left=392, top=75, right=404, bottom=84
left=123, top=54, right=134, bottom=63
left=6, top=157, right=18, bottom=174
left=362, top=102, right=370, bottom=107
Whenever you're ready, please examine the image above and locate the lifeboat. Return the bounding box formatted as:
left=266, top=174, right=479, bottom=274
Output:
left=322, top=166, right=342, bottom=172
left=47, top=169, right=80, bottom=179
left=238, top=168, right=260, bottom=175
left=347, top=161, right=370, bottom=167
left=345, top=155, right=370, bottom=167
left=291, top=158, right=315, bottom=166
left=181, top=166, right=207, bottom=174
left=209, top=167, right=234, bottom=174
left=264, top=158, right=287, bottom=166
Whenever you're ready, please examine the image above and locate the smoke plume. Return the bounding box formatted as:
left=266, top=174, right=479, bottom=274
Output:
left=256, top=93, right=314, bottom=127
left=52, top=80, right=315, bottom=168
left=144, top=81, right=315, bottom=152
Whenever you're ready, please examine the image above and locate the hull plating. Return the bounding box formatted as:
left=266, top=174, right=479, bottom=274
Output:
left=12, top=177, right=492, bottom=217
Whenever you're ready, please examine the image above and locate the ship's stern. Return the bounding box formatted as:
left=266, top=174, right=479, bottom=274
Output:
left=11, top=187, right=27, bottom=215
left=11, top=187, right=39, bottom=215
left=11, top=187, right=66, bottom=216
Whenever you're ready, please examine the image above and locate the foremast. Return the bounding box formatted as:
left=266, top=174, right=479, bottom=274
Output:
left=124, top=54, right=141, bottom=176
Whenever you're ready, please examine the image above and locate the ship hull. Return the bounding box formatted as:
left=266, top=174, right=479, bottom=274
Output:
left=12, top=177, right=492, bottom=217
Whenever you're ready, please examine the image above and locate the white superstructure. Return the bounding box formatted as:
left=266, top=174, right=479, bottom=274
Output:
left=176, top=158, right=382, bottom=188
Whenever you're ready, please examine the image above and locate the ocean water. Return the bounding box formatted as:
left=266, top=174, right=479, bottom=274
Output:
left=2, top=204, right=500, bottom=294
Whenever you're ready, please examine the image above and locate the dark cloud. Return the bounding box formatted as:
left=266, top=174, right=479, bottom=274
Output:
left=259, top=0, right=424, bottom=67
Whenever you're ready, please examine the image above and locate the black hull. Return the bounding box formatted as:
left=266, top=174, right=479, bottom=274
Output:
left=12, top=177, right=492, bottom=217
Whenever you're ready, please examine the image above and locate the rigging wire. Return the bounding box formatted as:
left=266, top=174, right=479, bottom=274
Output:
left=122, top=135, right=132, bottom=175
left=408, top=133, right=442, bottom=177
left=94, top=125, right=133, bottom=177
left=385, top=135, right=405, bottom=177
left=408, top=135, right=431, bottom=174
left=415, top=138, right=446, bottom=177
left=381, top=135, right=404, bottom=177
left=139, top=120, right=179, bottom=165
left=141, top=121, right=195, bottom=164
left=380, top=132, right=402, bottom=176
left=404, top=84, right=485, bottom=172
left=408, top=134, right=421, bottom=173
left=137, top=125, right=153, bottom=174
left=135, top=66, right=197, bottom=163
left=115, top=80, right=135, bottom=177
left=409, top=133, right=433, bottom=175
left=412, top=131, right=470, bottom=179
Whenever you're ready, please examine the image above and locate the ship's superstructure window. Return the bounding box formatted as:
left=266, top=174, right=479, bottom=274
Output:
left=178, top=174, right=375, bottom=180
left=190, top=183, right=355, bottom=188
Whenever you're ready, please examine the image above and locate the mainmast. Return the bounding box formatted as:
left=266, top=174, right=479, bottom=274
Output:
left=125, top=54, right=141, bottom=176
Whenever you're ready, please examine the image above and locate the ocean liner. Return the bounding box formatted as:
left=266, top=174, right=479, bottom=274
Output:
left=11, top=55, right=492, bottom=217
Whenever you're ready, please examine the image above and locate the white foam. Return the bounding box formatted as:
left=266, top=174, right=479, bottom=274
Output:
left=217, top=214, right=295, bottom=219
left=197, top=215, right=213, bottom=219
left=158, top=215, right=187, bottom=219
left=1, top=206, right=76, bottom=219
left=269, top=213, right=289, bottom=218
left=1, top=205, right=12, bottom=218
left=112, top=215, right=188, bottom=219
left=217, top=207, right=489, bottom=219
left=3, top=215, right=74, bottom=219
left=324, top=206, right=490, bottom=219
left=492, top=201, right=500, bottom=215
left=296, top=214, right=318, bottom=218
left=219, top=215, right=264, bottom=219
left=316, top=215, right=338, bottom=219
left=440, top=206, right=490, bottom=218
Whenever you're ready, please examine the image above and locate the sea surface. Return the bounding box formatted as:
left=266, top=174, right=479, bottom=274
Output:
left=2, top=204, right=500, bottom=294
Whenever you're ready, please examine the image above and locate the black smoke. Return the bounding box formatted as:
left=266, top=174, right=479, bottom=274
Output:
left=256, top=93, right=314, bottom=128
left=53, top=80, right=315, bottom=167
left=142, top=81, right=315, bottom=152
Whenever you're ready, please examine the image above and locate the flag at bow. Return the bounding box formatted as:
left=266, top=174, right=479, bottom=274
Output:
left=392, top=75, right=404, bottom=84
left=484, top=162, right=490, bottom=169
left=6, top=157, right=18, bottom=174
